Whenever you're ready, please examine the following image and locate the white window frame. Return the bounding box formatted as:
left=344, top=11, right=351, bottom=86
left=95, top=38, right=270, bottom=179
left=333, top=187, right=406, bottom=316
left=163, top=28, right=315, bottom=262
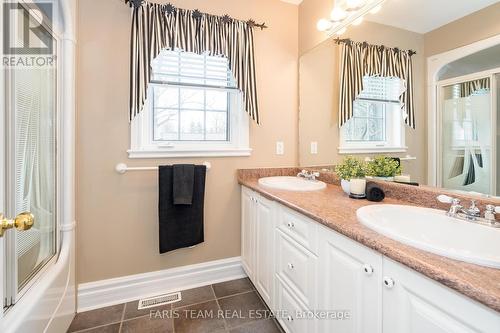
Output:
left=338, top=79, right=407, bottom=154
left=129, top=53, right=251, bottom=159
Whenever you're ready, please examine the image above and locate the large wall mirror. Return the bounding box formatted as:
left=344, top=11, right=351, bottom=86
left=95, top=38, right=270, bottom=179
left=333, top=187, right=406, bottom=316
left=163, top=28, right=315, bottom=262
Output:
left=299, top=0, right=500, bottom=200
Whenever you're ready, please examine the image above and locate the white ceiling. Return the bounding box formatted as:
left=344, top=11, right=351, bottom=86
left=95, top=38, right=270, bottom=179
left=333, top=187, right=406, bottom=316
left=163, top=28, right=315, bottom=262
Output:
left=365, top=0, right=500, bottom=33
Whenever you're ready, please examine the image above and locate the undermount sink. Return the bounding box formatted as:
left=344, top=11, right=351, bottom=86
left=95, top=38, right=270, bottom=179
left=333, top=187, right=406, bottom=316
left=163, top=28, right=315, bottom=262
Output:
left=258, top=176, right=326, bottom=192
left=357, top=204, right=500, bottom=268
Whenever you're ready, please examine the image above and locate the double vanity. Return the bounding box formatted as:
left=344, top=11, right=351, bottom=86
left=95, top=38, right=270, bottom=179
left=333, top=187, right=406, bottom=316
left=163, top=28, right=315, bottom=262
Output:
left=238, top=168, right=500, bottom=333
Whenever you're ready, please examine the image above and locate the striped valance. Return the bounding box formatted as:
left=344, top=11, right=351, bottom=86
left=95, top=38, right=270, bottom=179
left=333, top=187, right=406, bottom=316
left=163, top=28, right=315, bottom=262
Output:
left=127, top=1, right=260, bottom=123
left=338, top=40, right=416, bottom=129
left=459, top=78, right=490, bottom=98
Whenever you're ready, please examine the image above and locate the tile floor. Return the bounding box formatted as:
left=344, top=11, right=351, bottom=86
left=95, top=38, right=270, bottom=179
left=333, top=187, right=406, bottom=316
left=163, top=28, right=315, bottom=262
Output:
left=68, top=278, right=284, bottom=333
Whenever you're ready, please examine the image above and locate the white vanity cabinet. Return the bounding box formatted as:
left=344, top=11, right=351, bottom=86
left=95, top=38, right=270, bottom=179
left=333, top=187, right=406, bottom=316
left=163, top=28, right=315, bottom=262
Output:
left=241, top=187, right=275, bottom=307
left=318, top=225, right=383, bottom=333
left=382, top=258, right=500, bottom=333
left=240, top=186, right=500, bottom=333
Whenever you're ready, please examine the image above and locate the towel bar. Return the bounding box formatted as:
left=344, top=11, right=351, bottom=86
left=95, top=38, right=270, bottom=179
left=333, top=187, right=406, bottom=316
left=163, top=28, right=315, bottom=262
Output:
left=115, top=162, right=211, bottom=174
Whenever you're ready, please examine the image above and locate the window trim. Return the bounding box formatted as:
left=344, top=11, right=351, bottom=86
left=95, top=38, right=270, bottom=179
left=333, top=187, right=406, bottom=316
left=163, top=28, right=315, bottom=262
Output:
left=338, top=100, right=407, bottom=154
left=129, top=52, right=251, bottom=159
left=129, top=91, right=251, bottom=158
left=338, top=76, right=407, bottom=154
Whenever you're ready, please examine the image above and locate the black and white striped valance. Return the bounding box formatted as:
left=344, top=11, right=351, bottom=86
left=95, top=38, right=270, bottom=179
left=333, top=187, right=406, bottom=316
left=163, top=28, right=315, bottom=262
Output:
left=459, top=78, right=490, bottom=98
left=127, top=1, right=260, bottom=123
left=338, top=40, right=416, bottom=129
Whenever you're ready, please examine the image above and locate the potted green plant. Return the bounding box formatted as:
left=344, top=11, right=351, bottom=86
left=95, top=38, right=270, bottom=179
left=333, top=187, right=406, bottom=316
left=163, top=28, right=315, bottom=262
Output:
left=366, top=156, right=402, bottom=181
left=335, top=156, right=367, bottom=194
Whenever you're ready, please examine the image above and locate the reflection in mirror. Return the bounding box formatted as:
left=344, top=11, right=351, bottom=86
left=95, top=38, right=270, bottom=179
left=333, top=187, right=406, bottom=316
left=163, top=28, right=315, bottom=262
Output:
left=298, top=0, right=500, bottom=200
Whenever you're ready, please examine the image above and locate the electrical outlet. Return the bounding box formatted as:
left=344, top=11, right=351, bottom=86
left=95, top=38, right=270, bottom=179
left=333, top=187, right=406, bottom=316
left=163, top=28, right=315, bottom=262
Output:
left=311, top=141, right=318, bottom=154
left=276, top=141, right=284, bottom=155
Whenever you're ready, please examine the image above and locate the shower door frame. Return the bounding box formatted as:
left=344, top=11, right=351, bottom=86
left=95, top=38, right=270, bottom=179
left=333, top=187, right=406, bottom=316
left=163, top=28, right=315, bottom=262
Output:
left=436, top=69, right=498, bottom=195
left=427, top=33, right=500, bottom=189
left=2, top=5, right=61, bottom=308
left=0, top=0, right=76, bottom=331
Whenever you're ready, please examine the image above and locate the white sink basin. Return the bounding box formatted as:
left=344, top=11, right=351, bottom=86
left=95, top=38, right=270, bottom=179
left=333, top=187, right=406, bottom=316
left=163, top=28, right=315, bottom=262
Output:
left=357, top=204, right=500, bottom=268
left=258, top=176, right=326, bottom=192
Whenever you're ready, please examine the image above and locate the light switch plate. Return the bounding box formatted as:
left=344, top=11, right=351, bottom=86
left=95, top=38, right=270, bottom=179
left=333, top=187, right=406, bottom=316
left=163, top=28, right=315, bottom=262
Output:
left=276, top=141, right=284, bottom=155
left=311, top=141, right=318, bottom=154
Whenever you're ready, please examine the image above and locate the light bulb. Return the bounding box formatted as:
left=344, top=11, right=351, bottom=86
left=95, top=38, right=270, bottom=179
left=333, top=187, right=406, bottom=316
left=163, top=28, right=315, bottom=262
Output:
left=317, top=19, right=333, bottom=32
left=336, top=27, right=347, bottom=35
left=346, top=0, right=365, bottom=10
left=370, top=5, right=382, bottom=14
left=352, top=17, right=363, bottom=26
left=330, top=7, right=347, bottom=22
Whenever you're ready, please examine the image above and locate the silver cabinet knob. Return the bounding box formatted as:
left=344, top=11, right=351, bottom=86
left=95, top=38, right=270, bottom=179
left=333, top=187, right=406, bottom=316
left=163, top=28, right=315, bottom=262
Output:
left=363, top=264, right=374, bottom=275
left=287, top=263, right=295, bottom=270
left=383, top=277, right=395, bottom=288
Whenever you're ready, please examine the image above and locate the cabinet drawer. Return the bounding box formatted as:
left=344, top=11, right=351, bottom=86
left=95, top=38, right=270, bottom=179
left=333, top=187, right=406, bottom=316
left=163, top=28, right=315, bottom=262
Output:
left=278, top=206, right=318, bottom=254
left=276, top=278, right=316, bottom=333
left=276, top=230, right=317, bottom=309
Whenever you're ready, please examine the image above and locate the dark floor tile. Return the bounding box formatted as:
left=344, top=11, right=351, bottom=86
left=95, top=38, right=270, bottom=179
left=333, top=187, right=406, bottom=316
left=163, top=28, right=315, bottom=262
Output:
left=212, top=278, right=254, bottom=298
left=121, top=315, right=174, bottom=333
left=173, top=285, right=216, bottom=308
left=67, top=304, right=124, bottom=332
left=72, top=323, right=121, bottom=333
left=229, top=319, right=283, bottom=333
left=123, top=299, right=172, bottom=320
left=174, top=300, right=226, bottom=333
left=218, top=291, right=271, bottom=328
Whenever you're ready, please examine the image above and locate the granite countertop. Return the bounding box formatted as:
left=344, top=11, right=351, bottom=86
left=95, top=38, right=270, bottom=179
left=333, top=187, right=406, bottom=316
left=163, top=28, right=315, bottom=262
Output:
left=238, top=169, right=500, bottom=313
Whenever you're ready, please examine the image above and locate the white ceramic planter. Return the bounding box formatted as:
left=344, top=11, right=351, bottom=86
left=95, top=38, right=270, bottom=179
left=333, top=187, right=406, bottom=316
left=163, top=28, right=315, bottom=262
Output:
left=341, top=179, right=350, bottom=194
left=350, top=178, right=367, bottom=196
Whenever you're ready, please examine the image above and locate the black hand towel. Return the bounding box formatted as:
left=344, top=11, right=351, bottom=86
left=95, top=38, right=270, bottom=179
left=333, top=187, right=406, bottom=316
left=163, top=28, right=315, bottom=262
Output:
left=173, top=164, right=195, bottom=205
left=159, top=165, right=206, bottom=253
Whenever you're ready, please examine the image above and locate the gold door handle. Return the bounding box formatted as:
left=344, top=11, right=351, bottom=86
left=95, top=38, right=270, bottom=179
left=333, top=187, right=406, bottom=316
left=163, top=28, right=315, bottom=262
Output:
left=0, top=212, right=35, bottom=237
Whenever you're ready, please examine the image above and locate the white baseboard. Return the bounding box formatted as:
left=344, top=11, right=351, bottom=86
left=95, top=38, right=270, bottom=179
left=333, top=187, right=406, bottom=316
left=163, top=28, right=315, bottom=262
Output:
left=77, top=257, right=246, bottom=312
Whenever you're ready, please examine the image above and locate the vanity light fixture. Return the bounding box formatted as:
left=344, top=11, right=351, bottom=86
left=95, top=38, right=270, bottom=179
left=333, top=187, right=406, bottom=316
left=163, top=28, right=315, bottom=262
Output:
left=346, top=0, right=365, bottom=11
left=317, top=0, right=386, bottom=35
left=330, top=7, right=347, bottom=22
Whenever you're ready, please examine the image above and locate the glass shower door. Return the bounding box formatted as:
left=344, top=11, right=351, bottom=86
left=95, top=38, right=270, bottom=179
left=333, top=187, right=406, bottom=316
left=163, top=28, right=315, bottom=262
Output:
left=440, top=77, right=493, bottom=195
left=2, top=3, right=58, bottom=309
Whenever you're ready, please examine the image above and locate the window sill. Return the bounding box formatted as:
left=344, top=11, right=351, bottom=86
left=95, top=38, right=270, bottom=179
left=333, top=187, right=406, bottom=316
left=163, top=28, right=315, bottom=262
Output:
left=338, top=147, right=408, bottom=154
left=127, top=148, right=252, bottom=159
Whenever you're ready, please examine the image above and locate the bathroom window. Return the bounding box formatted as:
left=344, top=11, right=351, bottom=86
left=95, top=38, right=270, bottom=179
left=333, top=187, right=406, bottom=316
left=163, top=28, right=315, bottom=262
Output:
left=129, top=49, right=250, bottom=158
left=339, top=76, right=406, bottom=153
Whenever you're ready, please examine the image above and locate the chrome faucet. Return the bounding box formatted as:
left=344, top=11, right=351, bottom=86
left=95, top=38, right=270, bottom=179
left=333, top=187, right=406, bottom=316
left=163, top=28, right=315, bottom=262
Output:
left=297, top=170, right=320, bottom=181
left=463, top=200, right=480, bottom=220
left=437, top=195, right=500, bottom=228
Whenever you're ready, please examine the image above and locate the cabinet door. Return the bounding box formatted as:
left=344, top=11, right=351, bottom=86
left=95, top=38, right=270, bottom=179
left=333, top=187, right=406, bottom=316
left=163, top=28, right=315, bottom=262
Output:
left=255, top=195, right=274, bottom=307
left=319, top=227, right=383, bottom=333
left=241, top=187, right=256, bottom=280
left=382, top=258, right=500, bottom=333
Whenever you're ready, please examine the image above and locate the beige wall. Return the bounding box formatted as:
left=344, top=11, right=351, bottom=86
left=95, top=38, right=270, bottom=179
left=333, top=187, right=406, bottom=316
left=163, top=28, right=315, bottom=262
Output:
left=298, top=19, right=426, bottom=183
left=77, top=0, right=298, bottom=283
left=424, top=2, right=500, bottom=57
left=298, top=0, right=333, bottom=55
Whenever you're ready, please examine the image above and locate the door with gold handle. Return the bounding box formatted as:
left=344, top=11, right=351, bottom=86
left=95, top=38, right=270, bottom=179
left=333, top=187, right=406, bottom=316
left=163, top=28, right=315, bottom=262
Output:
left=0, top=212, right=35, bottom=237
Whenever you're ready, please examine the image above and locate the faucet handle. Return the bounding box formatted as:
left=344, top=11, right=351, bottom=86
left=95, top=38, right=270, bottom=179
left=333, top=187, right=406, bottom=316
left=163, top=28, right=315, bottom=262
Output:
left=437, top=194, right=455, bottom=204
left=485, top=205, right=500, bottom=214
left=485, top=205, right=499, bottom=223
